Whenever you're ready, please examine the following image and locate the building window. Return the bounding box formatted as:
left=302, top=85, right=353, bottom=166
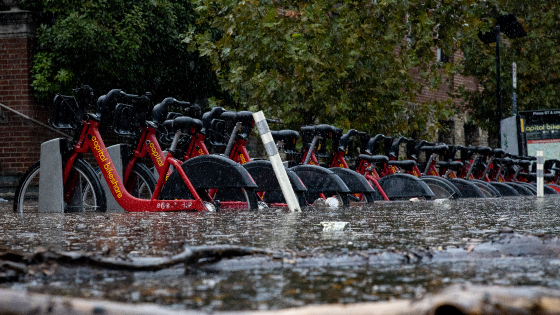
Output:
left=437, top=48, right=450, bottom=63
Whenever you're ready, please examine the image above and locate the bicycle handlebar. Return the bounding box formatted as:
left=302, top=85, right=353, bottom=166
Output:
left=152, top=97, right=195, bottom=125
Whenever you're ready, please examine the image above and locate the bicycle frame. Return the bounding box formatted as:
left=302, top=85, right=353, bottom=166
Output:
left=123, top=122, right=253, bottom=210
left=66, top=119, right=207, bottom=212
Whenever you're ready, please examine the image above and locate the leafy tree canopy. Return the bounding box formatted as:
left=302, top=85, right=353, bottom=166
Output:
left=458, top=0, right=560, bottom=140
left=22, top=0, right=226, bottom=105
left=185, top=0, right=484, bottom=136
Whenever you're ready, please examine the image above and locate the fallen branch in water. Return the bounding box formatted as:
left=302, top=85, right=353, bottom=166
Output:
left=0, top=245, right=278, bottom=272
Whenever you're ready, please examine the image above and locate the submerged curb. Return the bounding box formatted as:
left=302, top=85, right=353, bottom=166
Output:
left=2, top=284, right=560, bottom=315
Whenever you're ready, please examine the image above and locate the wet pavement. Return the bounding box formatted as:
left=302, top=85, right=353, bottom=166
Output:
left=1, top=196, right=560, bottom=311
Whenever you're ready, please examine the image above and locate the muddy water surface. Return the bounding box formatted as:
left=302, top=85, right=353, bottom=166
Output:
left=1, top=197, right=560, bottom=311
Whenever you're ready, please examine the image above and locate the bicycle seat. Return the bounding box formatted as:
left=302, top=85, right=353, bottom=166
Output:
left=500, top=157, right=513, bottom=165
left=169, top=116, right=203, bottom=135
left=492, top=148, right=505, bottom=157
left=315, top=124, right=338, bottom=138
left=516, top=160, right=532, bottom=169
left=436, top=160, right=464, bottom=171
left=271, top=130, right=300, bottom=153
left=420, top=144, right=449, bottom=155
left=358, top=154, right=389, bottom=164
left=473, top=146, right=491, bottom=155
left=388, top=160, right=417, bottom=171
left=515, top=155, right=536, bottom=161
left=220, top=111, right=254, bottom=127
left=271, top=129, right=300, bottom=141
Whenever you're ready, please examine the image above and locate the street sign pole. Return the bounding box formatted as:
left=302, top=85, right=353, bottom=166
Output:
left=496, top=25, right=502, bottom=147
left=512, top=62, right=517, bottom=115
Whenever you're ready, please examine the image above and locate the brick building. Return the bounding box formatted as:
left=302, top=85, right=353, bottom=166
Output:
left=416, top=50, right=489, bottom=147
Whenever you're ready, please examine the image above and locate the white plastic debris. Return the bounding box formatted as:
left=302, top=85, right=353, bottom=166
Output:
left=203, top=202, right=216, bottom=212
left=0, top=198, right=7, bottom=202
left=434, top=199, right=448, bottom=204
left=409, top=197, right=420, bottom=202
left=258, top=201, right=269, bottom=210
left=325, top=196, right=339, bottom=209
left=320, top=221, right=349, bottom=232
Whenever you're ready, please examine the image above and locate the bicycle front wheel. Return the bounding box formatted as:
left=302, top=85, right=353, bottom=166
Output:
left=13, top=159, right=107, bottom=213
left=124, top=162, right=157, bottom=199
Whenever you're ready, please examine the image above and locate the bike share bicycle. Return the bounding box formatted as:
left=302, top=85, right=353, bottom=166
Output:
left=14, top=86, right=258, bottom=213
left=190, top=109, right=309, bottom=207
left=111, top=94, right=260, bottom=210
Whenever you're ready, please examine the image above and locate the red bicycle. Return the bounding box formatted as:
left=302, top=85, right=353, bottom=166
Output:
left=14, top=87, right=258, bottom=213
left=110, top=95, right=260, bottom=210
left=176, top=109, right=309, bottom=207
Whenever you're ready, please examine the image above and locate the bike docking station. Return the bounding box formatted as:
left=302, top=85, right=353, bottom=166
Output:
left=253, top=111, right=301, bottom=212
left=38, top=138, right=126, bottom=212
left=39, top=137, right=96, bottom=213
left=38, top=138, right=66, bottom=212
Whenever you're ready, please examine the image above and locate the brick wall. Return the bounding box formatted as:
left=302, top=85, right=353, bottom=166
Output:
left=0, top=12, right=56, bottom=177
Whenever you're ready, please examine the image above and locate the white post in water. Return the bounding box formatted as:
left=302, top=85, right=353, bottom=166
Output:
left=537, top=151, right=544, bottom=197
left=253, top=111, right=301, bottom=212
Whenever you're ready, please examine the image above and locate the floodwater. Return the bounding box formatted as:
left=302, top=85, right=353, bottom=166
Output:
left=1, top=197, right=560, bottom=311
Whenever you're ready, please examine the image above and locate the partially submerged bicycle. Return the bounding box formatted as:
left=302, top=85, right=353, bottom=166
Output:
left=14, top=87, right=259, bottom=213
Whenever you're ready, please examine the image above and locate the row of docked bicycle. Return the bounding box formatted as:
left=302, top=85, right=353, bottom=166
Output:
left=13, top=86, right=559, bottom=213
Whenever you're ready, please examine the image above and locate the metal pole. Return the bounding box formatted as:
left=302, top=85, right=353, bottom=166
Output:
left=496, top=25, right=502, bottom=147
left=0, top=102, right=70, bottom=138
left=253, top=111, right=301, bottom=212
left=537, top=151, right=544, bottom=197
left=224, top=122, right=242, bottom=158
left=303, top=135, right=320, bottom=165
left=512, top=62, right=517, bottom=115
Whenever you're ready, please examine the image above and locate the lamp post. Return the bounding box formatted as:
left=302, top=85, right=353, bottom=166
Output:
left=478, top=14, right=526, bottom=148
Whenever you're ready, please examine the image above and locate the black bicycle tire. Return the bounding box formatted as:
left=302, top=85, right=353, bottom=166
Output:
left=421, top=175, right=462, bottom=199
left=14, top=159, right=107, bottom=213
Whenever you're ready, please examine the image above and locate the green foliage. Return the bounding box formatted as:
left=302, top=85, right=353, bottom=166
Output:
left=458, top=0, right=560, bottom=138
left=23, top=0, right=225, bottom=104
left=186, top=0, right=471, bottom=136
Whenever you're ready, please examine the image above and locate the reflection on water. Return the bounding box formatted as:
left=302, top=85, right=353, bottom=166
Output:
left=1, top=196, right=560, bottom=310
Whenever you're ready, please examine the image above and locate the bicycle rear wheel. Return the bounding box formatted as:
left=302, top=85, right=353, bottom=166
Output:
left=13, top=159, right=106, bottom=213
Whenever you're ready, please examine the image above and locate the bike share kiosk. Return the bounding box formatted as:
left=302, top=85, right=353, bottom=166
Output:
left=502, top=110, right=560, bottom=161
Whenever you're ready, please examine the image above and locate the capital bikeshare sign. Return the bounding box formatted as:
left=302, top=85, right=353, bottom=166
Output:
left=520, top=110, right=560, bottom=160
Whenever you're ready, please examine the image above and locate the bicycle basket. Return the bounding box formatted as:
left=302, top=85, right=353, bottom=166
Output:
left=50, top=94, right=84, bottom=130
left=113, top=103, right=138, bottom=137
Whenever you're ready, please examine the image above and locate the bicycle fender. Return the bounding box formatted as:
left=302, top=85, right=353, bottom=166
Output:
left=329, top=167, right=375, bottom=194
left=488, top=182, right=520, bottom=197
left=291, top=165, right=350, bottom=194
left=504, top=182, right=533, bottom=196
left=447, top=178, right=486, bottom=198
left=243, top=160, right=307, bottom=192
left=181, top=155, right=258, bottom=188
left=378, top=173, right=435, bottom=200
